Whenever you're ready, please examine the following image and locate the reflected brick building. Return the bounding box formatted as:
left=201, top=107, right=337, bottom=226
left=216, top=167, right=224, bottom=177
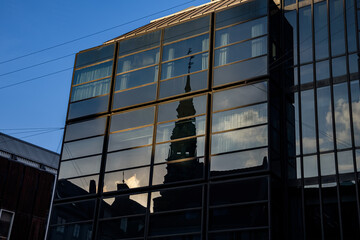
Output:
left=0, top=133, right=59, bottom=240
left=49, top=0, right=360, bottom=239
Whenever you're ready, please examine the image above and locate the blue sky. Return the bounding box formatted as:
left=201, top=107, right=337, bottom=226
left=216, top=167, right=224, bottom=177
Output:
left=0, top=0, right=209, bottom=153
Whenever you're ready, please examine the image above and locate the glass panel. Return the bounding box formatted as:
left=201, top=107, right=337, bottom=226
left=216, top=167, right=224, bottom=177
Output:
left=296, top=157, right=302, bottom=179
left=150, top=234, right=201, bottom=240
left=314, top=1, right=329, bottom=60
left=212, top=103, right=267, bottom=132
left=76, top=44, right=114, bottom=68
left=320, top=153, right=336, bottom=176
left=213, top=55, right=267, bottom=86
left=157, top=95, right=206, bottom=122
left=49, top=222, right=92, bottom=240
left=303, top=155, right=318, bottom=178
left=210, top=148, right=268, bottom=176
left=330, top=0, right=346, bottom=56
left=100, top=193, right=148, bottom=218
left=73, top=61, right=113, bottom=85
left=64, top=117, right=106, bottom=142
left=316, top=60, right=330, bottom=81
left=106, top=147, right=152, bottom=171
left=211, top=125, right=268, bottom=154
left=215, top=0, right=267, bottom=28
left=317, top=86, right=334, bottom=151
left=213, top=82, right=267, bottom=111
left=338, top=150, right=354, bottom=174
left=59, top=155, right=101, bottom=179
left=61, top=136, right=104, bottom=160
left=210, top=177, right=268, bottom=205
left=285, top=10, right=297, bottom=65
left=98, top=216, right=145, bottom=239
left=0, top=211, right=13, bottom=239
left=322, top=182, right=341, bottom=240
left=56, top=175, right=99, bottom=198
left=295, top=92, right=300, bottom=155
left=299, top=6, right=313, bottom=63
left=50, top=200, right=96, bottom=224
left=349, top=53, right=359, bottom=75
left=110, top=107, right=154, bottom=132
left=215, top=16, right=267, bottom=48
left=115, top=66, right=158, bottom=91
left=119, top=31, right=161, bottom=56
left=161, top=53, right=208, bottom=80
left=209, top=230, right=268, bottom=240
left=350, top=81, right=360, bottom=146
left=332, top=56, right=347, bottom=79
left=214, top=36, right=267, bottom=66
left=152, top=158, right=204, bottom=185
left=333, top=83, right=352, bottom=149
left=103, top=167, right=150, bottom=192
left=113, top=83, right=157, bottom=109
left=164, top=16, right=209, bottom=44
left=117, top=48, right=159, bottom=73
left=159, top=71, right=207, bottom=99
left=155, top=137, right=205, bottom=163
left=68, top=95, right=109, bottom=120
left=156, top=116, right=205, bottom=143
left=150, top=186, right=202, bottom=213
left=209, top=203, right=268, bottom=230
left=149, top=210, right=201, bottom=236
left=71, top=78, right=110, bottom=102
left=108, top=126, right=153, bottom=151
left=163, top=34, right=209, bottom=61
left=301, top=89, right=317, bottom=154
left=346, top=0, right=357, bottom=52
left=300, top=63, right=313, bottom=84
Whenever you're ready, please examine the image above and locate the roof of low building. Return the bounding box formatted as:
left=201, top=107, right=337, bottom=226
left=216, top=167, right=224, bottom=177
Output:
left=0, top=132, right=60, bottom=170
left=104, top=0, right=245, bottom=44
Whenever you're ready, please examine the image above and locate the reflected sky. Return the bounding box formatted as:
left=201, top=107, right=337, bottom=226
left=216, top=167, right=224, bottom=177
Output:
left=103, top=167, right=150, bottom=192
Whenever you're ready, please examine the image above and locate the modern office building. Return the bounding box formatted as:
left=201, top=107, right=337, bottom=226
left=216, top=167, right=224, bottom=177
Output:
left=0, top=133, right=59, bottom=240
left=48, top=0, right=360, bottom=239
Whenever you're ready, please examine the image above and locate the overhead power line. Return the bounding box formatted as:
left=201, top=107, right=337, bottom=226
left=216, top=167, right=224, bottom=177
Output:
left=0, top=0, right=198, bottom=65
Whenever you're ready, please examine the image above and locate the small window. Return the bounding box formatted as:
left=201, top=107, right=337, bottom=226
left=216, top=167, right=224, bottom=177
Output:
left=0, top=209, right=15, bottom=240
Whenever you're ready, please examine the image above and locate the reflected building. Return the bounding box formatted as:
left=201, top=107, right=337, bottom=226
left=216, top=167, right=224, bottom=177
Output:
left=48, top=0, right=360, bottom=239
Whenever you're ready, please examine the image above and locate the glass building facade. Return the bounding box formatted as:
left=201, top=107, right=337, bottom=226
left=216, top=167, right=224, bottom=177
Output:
left=48, top=0, right=360, bottom=239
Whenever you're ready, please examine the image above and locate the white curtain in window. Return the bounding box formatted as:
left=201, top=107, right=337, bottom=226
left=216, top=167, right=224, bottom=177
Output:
left=71, top=79, right=110, bottom=102
left=201, top=38, right=209, bottom=70
left=218, top=33, right=229, bottom=66
left=75, top=62, right=112, bottom=85
left=251, top=24, right=264, bottom=57
left=165, top=48, right=175, bottom=79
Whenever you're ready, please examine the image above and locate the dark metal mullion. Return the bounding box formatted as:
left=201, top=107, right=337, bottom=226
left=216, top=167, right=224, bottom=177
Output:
left=327, top=0, right=345, bottom=239
left=311, top=1, right=325, bottom=239
left=92, top=42, right=119, bottom=240
left=343, top=0, right=360, bottom=232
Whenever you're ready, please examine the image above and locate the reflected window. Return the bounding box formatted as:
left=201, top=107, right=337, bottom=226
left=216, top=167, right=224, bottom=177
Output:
left=117, top=48, right=159, bottom=73
left=338, top=150, right=354, bottom=174
left=118, top=31, right=160, bottom=56
left=76, top=44, right=114, bottom=68
left=64, top=117, right=107, bottom=142
left=59, top=155, right=101, bottom=179
left=320, top=153, right=336, bottom=176
left=303, top=155, right=318, bottom=178
left=73, top=61, right=113, bottom=85
left=106, top=147, right=151, bottom=171
left=51, top=200, right=96, bottom=225
left=103, top=167, right=150, bottom=192
left=61, top=136, right=104, bottom=160
left=56, top=175, right=99, bottom=199
left=0, top=210, right=14, bottom=240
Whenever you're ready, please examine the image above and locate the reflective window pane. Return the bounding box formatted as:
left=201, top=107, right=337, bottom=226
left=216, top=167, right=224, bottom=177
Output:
left=106, top=147, right=152, bottom=171
left=350, top=81, right=360, bottom=146
left=113, top=83, right=157, bottom=109
left=215, top=17, right=267, bottom=48
left=49, top=223, right=93, bottom=240
left=346, top=0, right=357, bottom=52
left=215, top=0, right=267, bottom=28
left=349, top=54, right=359, bottom=76
left=73, top=61, right=113, bottom=85
left=330, top=0, right=346, bottom=56
left=56, top=175, right=99, bottom=198
left=317, top=86, right=334, bottom=151
left=300, top=64, right=313, bottom=84
left=64, top=117, right=107, bottom=142
left=71, top=78, right=110, bottom=102
left=152, top=158, right=204, bottom=185
left=117, top=48, right=159, bottom=73
left=211, top=125, right=268, bottom=154
left=103, top=167, right=150, bottom=192
left=108, top=126, right=153, bottom=152
left=98, top=216, right=145, bottom=239
left=338, top=150, right=354, bottom=174
left=68, top=95, right=109, bottom=120
left=51, top=200, right=96, bottom=225
left=59, top=155, right=101, bottom=179
left=115, top=66, right=158, bottom=91
left=332, top=56, right=347, bottom=79
left=285, top=10, right=297, bottom=65
left=164, top=16, right=209, bottom=44
left=212, top=103, right=267, bottom=132
left=156, top=116, right=205, bottom=143
left=157, top=95, right=206, bottom=122
left=303, top=155, right=318, bottom=178
left=320, top=153, right=336, bottom=176
left=316, top=60, right=330, bottom=81
left=119, top=31, right=161, bottom=56
left=110, top=107, right=154, bottom=132
left=159, top=71, right=207, bottom=99
left=61, top=136, right=104, bottom=160
left=299, top=6, right=313, bottom=63
left=209, top=230, right=268, bottom=240
left=214, top=36, right=267, bottom=66
left=301, top=89, right=317, bottom=154
left=213, top=56, right=267, bottom=86
left=210, top=148, right=268, bottom=176
left=100, top=193, right=148, bottom=218
left=314, top=1, right=329, bottom=60
left=163, top=34, right=209, bottom=61
left=76, top=44, right=114, bottom=68
left=161, top=53, right=208, bottom=80
left=213, top=82, right=267, bottom=111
